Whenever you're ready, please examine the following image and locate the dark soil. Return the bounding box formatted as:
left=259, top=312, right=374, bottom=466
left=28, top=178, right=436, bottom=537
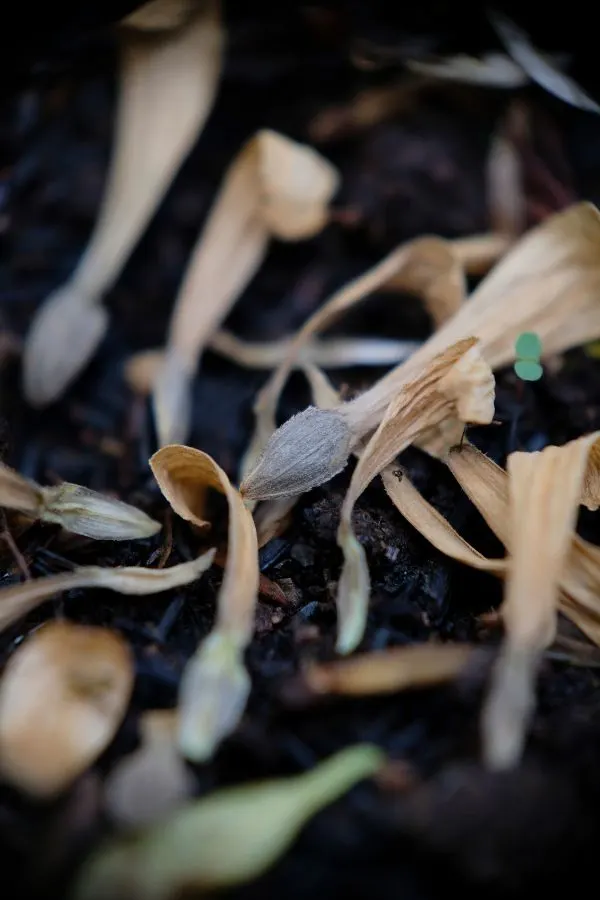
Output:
left=2, top=4, right=600, bottom=899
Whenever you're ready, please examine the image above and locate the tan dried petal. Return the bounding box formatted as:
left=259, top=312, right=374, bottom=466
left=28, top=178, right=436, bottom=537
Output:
left=335, top=339, right=494, bottom=653
left=0, top=622, right=134, bottom=798
left=0, top=552, right=215, bottom=633
left=124, top=335, right=418, bottom=396
left=381, top=466, right=505, bottom=574
left=152, top=130, right=339, bottom=447
left=244, top=202, right=600, bottom=497
left=301, top=642, right=476, bottom=696
left=23, top=0, right=223, bottom=406
left=150, top=445, right=259, bottom=760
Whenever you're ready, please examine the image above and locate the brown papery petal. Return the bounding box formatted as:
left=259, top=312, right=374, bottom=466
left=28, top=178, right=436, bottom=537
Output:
left=335, top=340, right=494, bottom=654
left=446, top=443, right=600, bottom=640
left=23, top=0, right=223, bottom=406
left=150, top=445, right=259, bottom=761
left=300, top=642, right=477, bottom=697
left=483, top=432, right=600, bottom=770
left=381, top=466, right=505, bottom=575
left=243, top=203, right=600, bottom=499
left=240, top=233, right=504, bottom=486
left=0, top=622, right=134, bottom=798
left=152, top=130, right=339, bottom=447
left=0, top=552, right=215, bottom=633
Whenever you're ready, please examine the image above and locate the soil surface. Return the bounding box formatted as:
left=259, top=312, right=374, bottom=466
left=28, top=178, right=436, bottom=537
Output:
left=2, top=5, right=600, bottom=898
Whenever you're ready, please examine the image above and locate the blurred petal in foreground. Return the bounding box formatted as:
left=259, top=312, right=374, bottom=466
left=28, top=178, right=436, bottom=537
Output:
left=74, top=744, right=384, bottom=900
left=0, top=622, right=133, bottom=798
left=23, top=0, right=224, bottom=406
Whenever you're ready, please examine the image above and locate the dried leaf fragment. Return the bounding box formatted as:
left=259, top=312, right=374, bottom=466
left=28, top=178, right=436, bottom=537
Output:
left=150, top=445, right=259, bottom=760
left=238, top=235, right=470, bottom=487
left=0, top=552, right=215, bottom=633
left=23, top=0, right=224, bottom=406
left=243, top=202, right=600, bottom=500
left=152, top=129, right=339, bottom=446
left=104, top=710, right=195, bottom=828
left=336, top=339, right=494, bottom=653
left=483, top=433, right=600, bottom=769
left=300, top=642, right=476, bottom=697
left=446, top=443, right=600, bottom=639
left=0, top=460, right=160, bottom=540
left=74, top=744, right=384, bottom=900
left=0, top=622, right=133, bottom=798
left=381, top=465, right=506, bottom=575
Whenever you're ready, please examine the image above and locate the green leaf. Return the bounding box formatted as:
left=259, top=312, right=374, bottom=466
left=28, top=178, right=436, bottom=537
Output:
left=73, top=744, right=385, bottom=900
left=515, top=332, right=542, bottom=361
left=514, top=359, right=543, bottom=381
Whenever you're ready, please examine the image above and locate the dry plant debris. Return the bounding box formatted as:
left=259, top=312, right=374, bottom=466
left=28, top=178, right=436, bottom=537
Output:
left=149, top=445, right=259, bottom=761
left=104, top=709, right=196, bottom=828
left=6, top=15, right=600, bottom=893
left=482, top=434, right=600, bottom=769
left=0, top=459, right=160, bottom=540
left=74, top=744, right=384, bottom=900
left=22, top=0, right=224, bottom=406
left=294, top=642, right=477, bottom=698
left=242, top=202, right=600, bottom=500
left=335, top=339, right=494, bottom=652
left=240, top=231, right=509, bottom=492
left=0, top=621, right=133, bottom=798
left=0, top=552, right=215, bottom=633
left=382, top=440, right=600, bottom=768
left=151, top=129, right=339, bottom=447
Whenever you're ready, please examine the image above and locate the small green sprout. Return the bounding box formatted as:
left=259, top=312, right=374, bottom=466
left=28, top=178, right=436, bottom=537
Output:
left=514, top=332, right=543, bottom=381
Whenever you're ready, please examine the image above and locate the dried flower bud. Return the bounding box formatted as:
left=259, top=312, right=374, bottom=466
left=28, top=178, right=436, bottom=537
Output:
left=178, top=631, right=250, bottom=763
left=40, top=483, right=161, bottom=541
left=241, top=407, right=352, bottom=500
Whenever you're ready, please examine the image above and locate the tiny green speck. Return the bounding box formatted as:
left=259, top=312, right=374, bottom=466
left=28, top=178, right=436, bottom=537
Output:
left=514, top=360, right=543, bottom=381
left=515, top=332, right=542, bottom=360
